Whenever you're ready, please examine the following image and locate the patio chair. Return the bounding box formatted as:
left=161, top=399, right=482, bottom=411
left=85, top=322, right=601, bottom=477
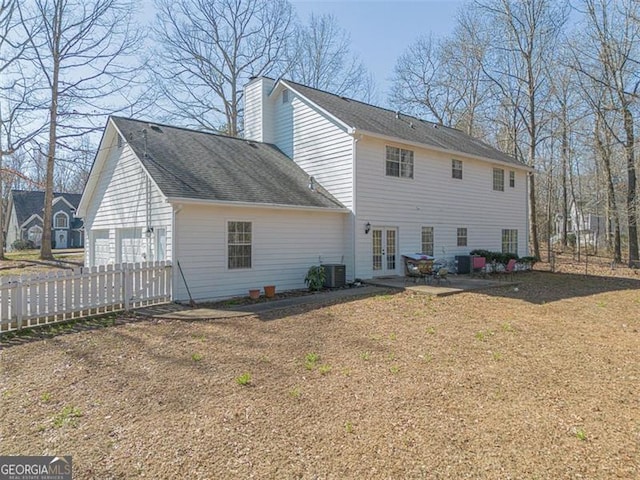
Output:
left=496, top=258, right=517, bottom=281
left=471, top=256, right=487, bottom=278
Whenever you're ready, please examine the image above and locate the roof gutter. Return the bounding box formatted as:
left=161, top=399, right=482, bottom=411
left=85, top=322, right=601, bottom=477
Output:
left=348, top=128, right=534, bottom=172
left=165, top=196, right=350, bottom=213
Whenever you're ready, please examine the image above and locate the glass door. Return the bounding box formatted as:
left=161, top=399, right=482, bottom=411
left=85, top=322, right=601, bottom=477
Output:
left=372, top=227, right=398, bottom=275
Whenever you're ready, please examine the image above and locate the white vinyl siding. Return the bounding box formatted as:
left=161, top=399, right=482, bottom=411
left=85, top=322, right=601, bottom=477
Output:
left=354, top=137, right=528, bottom=278
left=173, top=204, right=347, bottom=302
left=243, top=77, right=275, bottom=143
left=273, top=89, right=354, bottom=209
left=82, top=128, right=173, bottom=267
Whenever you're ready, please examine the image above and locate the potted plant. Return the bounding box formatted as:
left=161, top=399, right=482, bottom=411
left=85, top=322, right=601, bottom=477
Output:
left=304, top=265, right=326, bottom=291
left=264, top=285, right=276, bottom=298
left=248, top=289, right=260, bottom=299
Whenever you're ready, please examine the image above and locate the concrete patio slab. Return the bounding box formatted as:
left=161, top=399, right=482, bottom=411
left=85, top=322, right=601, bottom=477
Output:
left=366, top=275, right=513, bottom=296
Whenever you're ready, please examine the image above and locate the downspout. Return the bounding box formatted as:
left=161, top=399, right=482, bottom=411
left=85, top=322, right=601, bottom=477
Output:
left=351, top=131, right=362, bottom=281
left=171, top=203, right=183, bottom=301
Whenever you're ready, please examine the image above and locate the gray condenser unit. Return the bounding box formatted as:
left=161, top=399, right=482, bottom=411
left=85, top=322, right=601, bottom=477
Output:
left=322, top=264, right=346, bottom=288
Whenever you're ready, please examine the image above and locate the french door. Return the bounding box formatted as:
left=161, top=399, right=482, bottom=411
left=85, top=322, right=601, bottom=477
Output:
left=372, top=227, right=398, bottom=275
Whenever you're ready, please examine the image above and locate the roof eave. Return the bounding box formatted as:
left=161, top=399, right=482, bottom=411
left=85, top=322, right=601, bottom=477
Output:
left=165, top=196, right=349, bottom=213
left=351, top=128, right=533, bottom=171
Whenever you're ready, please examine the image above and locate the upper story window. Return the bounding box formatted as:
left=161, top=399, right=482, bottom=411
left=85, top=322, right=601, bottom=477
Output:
left=493, top=168, right=504, bottom=191
left=282, top=89, right=289, bottom=104
left=386, top=146, right=414, bottom=179
left=54, top=211, right=69, bottom=229
left=228, top=221, right=252, bottom=269
left=509, top=170, right=515, bottom=188
left=452, top=159, right=463, bottom=179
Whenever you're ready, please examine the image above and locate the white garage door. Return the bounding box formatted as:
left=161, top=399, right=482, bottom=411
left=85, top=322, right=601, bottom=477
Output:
left=92, top=230, right=111, bottom=266
left=119, top=228, right=147, bottom=263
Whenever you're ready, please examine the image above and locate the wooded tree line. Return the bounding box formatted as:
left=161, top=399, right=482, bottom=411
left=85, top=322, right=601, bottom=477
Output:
left=392, top=0, right=640, bottom=267
left=1, top=0, right=638, bottom=267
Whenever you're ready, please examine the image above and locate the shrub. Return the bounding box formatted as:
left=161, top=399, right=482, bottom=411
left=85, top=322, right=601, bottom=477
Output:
left=304, top=265, right=326, bottom=291
left=11, top=239, right=35, bottom=250
left=469, top=249, right=519, bottom=266
left=519, top=256, right=539, bottom=266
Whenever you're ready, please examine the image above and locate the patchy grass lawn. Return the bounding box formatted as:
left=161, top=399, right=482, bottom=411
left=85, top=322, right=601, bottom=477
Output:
left=1, top=268, right=639, bottom=479
left=0, top=249, right=84, bottom=276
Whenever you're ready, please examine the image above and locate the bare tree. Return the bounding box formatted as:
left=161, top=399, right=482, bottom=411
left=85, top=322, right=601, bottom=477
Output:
left=474, top=0, right=569, bottom=260
left=0, top=0, right=45, bottom=258
left=19, top=0, right=143, bottom=259
left=151, top=0, right=294, bottom=136
left=572, top=0, right=640, bottom=267
left=390, top=10, right=492, bottom=136
left=288, top=13, right=375, bottom=101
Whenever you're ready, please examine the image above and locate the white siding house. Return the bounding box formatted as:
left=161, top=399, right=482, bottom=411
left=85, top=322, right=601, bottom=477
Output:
left=244, top=77, right=530, bottom=281
left=79, top=77, right=529, bottom=302
left=78, top=116, right=348, bottom=302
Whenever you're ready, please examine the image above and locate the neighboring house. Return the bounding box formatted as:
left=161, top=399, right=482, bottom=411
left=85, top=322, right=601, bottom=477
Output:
left=553, top=199, right=607, bottom=249
left=5, top=190, right=84, bottom=251
left=78, top=77, right=530, bottom=302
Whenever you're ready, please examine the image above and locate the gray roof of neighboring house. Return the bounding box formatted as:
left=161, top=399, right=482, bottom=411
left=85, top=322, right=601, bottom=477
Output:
left=110, top=117, right=345, bottom=209
left=282, top=80, right=525, bottom=167
left=11, top=190, right=83, bottom=228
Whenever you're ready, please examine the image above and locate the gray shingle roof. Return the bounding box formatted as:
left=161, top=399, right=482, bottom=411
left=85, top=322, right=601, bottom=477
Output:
left=282, top=80, right=525, bottom=167
left=111, top=117, right=345, bottom=209
left=11, top=190, right=83, bottom=227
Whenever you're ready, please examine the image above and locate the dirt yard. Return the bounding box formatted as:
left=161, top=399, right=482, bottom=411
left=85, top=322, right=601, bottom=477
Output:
left=1, top=264, right=639, bottom=479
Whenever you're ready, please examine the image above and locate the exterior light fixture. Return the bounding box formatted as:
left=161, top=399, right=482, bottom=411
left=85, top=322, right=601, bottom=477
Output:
left=365, top=222, right=371, bottom=234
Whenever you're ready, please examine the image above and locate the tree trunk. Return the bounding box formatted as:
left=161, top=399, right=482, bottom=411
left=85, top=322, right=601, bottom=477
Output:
left=595, top=115, right=622, bottom=262
left=40, top=3, right=61, bottom=260
left=623, top=106, right=639, bottom=266
left=0, top=153, right=5, bottom=260
left=561, top=123, right=569, bottom=247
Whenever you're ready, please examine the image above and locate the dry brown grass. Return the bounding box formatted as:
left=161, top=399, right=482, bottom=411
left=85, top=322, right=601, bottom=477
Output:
left=1, top=265, right=639, bottom=479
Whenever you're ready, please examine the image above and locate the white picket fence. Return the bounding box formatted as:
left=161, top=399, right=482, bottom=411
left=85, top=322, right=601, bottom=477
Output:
left=0, top=261, right=172, bottom=332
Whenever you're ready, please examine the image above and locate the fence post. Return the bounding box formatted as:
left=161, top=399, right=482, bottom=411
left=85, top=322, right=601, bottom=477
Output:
left=15, top=275, right=23, bottom=329
left=123, top=263, right=132, bottom=311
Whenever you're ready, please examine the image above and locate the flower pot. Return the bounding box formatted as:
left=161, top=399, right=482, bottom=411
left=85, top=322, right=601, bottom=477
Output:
left=264, top=285, right=276, bottom=298
left=249, top=289, right=260, bottom=300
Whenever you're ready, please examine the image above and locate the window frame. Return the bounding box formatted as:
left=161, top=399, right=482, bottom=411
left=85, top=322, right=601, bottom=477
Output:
left=227, top=221, right=252, bottom=270
left=457, top=227, right=468, bottom=247
left=493, top=168, right=505, bottom=191
left=385, top=145, right=414, bottom=179
left=53, top=211, right=69, bottom=229
left=451, top=159, right=463, bottom=179
left=502, top=229, right=518, bottom=254
left=421, top=226, right=434, bottom=256
left=509, top=170, right=515, bottom=188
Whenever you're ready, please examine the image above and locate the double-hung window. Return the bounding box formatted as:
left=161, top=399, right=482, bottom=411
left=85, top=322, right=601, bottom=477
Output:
left=386, top=146, right=414, bottom=179
left=421, top=227, right=434, bottom=256
left=457, top=228, right=468, bottom=247
left=493, top=168, right=505, bottom=191
left=228, top=221, right=252, bottom=269
left=509, top=171, right=515, bottom=188
left=452, top=159, right=463, bottom=179
left=502, top=229, right=518, bottom=254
